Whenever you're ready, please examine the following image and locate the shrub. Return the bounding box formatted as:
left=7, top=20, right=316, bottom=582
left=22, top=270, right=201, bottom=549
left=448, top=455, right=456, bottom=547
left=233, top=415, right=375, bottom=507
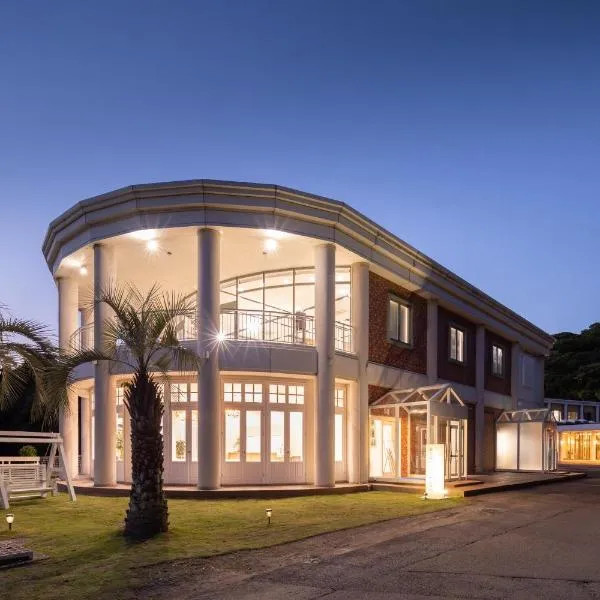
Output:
left=19, top=445, right=38, bottom=457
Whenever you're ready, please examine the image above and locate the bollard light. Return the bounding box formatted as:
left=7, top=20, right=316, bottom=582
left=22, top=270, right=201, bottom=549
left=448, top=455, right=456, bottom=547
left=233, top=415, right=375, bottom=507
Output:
left=6, top=513, right=14, bottom=531
left=265, top=508, right=272, bottom=525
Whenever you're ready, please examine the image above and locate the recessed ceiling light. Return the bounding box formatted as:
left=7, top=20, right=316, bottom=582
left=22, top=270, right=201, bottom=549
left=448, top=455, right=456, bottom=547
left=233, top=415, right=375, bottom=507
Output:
left=263, top=238, right=278, bottom=254
left=79, top=266, right=88, bottom=276
left=147, top=239, right=159, bottom=253
left=263, top=229, right=288, bottom=240
left=131, top=229, right=158, bottom=241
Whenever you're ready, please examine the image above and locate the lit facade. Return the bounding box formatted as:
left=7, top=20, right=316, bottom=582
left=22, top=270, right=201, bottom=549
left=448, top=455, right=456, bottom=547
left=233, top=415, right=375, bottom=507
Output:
left=43, top=180, right=554, bottom=488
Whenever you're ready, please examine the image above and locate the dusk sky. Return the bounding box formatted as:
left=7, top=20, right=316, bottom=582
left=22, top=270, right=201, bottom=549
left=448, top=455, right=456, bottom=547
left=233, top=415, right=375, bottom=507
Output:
left=1, top=1, right=598, bottom=336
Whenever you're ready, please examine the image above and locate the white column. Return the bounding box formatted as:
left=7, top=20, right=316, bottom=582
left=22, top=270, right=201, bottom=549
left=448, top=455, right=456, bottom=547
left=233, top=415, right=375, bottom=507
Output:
left=315, top=243, right=336, bottom=487
left=351, top=261, right=369, bottom=483
left=426, top=299, right=438, bottom=384
left=81, top=307, right=93, bottom=350
left=93, top=243, right=116, bottom=486
left=511, top=342, right=522, bottom=410
left=475, top=325, right=485, bottom=473
left=197, top=228, right=221, bottom=490
left=57, top=276, right=79, bottom=478
left=80, top=395, right=91, bottom=476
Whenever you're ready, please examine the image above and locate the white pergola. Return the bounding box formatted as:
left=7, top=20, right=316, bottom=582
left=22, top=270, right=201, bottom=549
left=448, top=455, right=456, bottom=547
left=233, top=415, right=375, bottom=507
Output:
left=370, top=383, right=469, bottom=481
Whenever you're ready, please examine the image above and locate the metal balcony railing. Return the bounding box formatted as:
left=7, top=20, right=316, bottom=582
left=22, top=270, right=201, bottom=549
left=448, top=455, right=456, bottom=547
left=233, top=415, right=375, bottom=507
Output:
left=70, top=309, right=353, bottom=353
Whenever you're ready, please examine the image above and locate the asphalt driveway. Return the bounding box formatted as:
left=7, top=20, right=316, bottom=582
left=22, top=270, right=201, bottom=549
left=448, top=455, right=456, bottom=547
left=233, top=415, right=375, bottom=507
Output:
left=140, top=476, right=600, bottom=599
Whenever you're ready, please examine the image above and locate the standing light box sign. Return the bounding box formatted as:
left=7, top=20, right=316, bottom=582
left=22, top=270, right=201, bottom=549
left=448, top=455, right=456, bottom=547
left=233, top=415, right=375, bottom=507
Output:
left=425, top=444, right=446, bottom=499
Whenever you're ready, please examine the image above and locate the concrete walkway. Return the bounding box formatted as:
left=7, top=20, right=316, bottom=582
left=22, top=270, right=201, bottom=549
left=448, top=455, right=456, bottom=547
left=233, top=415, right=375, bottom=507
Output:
left=136, top=477, right=600, bottom=599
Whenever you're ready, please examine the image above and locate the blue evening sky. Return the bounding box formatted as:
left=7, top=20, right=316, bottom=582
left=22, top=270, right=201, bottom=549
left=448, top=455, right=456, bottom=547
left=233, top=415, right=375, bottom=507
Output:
left=0, top=1, right=598, bottom=336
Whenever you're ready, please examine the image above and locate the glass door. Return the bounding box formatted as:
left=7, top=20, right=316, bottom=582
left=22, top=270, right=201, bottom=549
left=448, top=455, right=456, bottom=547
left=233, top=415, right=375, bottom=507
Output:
left=448, top=421, right=461, bottom=479
left=167, top=382, right=198, bottom=485
left=368, top=416, right=398, bottom=479
left=221, top=382, right=265, bottom=485
left=335, top=386, right=347, bottom=482
left=266, top=383, right=305, bottom=484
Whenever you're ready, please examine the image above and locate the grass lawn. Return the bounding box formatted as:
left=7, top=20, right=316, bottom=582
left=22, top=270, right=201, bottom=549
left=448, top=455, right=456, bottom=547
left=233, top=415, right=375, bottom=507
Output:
left=1, top=491, right=464, bottom=599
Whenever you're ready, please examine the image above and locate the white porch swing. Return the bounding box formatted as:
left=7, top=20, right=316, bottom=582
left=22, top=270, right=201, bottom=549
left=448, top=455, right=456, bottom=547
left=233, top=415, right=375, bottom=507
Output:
left=0, top=431, right=76, bottom=509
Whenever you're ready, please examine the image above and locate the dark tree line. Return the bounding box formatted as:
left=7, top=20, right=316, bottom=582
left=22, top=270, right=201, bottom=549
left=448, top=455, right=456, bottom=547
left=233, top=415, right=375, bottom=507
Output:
left=545, top=322, right=600, bottom=400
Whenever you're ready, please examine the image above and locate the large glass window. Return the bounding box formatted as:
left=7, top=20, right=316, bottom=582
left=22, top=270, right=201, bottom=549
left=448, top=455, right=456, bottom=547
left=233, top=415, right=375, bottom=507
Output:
left=449, top=326, right=466, bottom=363
left=388, top=297, right=411, bottom=344
left=491, top=345, right=505, bottom=377
left=225, top=409, right=241, bottom=462
left=171, top=410, right=186, bottom=462
left=270, top=411, right=285, bottom=462
left=269, top=384, right=286, bottom=404
left=191, top=410, right=198, bottom=462
left=171, top=383, right=188, bottom=403
left=224, top=382, right=242, bottom=403
left=116, top=414, right=124, bottom=461
left=288, top=385, right=305, bottom=405
left=219, top=267, right=351, bottom=343
left=246, top=411, right=262, bottom=462
left=115, top=386, right=125, bottom=406
left=335, top=414, right=343, bottom=462
left=289, top=412, right=303, bottom=462
left=245, top=383, right=263, bottom=403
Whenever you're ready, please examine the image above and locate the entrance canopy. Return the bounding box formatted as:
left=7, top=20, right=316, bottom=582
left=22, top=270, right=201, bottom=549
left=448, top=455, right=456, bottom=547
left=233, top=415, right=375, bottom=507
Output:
left=371, top=383, right=469, bottom=420
left=369, top=384, right=469, bottom=481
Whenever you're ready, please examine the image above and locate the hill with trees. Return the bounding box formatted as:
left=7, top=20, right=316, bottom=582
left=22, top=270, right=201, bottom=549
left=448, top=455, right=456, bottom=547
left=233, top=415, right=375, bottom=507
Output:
left=545, top=322, right=600, bottom=400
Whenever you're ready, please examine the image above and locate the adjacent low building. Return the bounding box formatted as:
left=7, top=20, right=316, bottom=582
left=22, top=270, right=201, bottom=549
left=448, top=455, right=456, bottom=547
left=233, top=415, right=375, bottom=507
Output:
left=43, top=180, right=554, bottom=488
left=545, top=398, right=600, bottom=465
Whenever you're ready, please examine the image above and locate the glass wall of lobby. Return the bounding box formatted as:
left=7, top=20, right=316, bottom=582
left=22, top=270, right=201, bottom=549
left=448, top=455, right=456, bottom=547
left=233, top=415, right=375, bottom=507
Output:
left=79, top=376, right=353, bottom=486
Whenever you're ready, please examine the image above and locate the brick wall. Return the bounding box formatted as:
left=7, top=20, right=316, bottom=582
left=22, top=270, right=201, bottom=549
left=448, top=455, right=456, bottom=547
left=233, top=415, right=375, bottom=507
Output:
left=484, top=330, right=512, bottom=395
left=368, top=272, right=427, bottom=374
left=437, top=306, right=476, bottom=386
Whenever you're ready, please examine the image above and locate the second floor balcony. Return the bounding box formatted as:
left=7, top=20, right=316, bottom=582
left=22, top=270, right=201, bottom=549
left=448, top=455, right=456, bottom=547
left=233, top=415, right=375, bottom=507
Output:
left=70, top=308, right=354, bottom=355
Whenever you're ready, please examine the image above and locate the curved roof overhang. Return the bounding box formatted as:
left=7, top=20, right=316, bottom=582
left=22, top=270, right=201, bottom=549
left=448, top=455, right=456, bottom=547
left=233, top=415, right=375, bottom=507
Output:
left=42, top=179, right=554, bottom=354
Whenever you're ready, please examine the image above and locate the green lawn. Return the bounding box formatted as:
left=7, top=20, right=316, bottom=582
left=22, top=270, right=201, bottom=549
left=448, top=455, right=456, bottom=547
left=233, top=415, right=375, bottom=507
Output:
left=1, top=491, right=464, bottom=599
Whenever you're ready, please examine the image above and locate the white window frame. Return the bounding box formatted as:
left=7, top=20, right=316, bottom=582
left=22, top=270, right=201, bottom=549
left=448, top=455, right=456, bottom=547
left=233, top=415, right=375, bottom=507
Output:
left=449, top=325, right=466, bottom=364
left=388, top=296, right=412, bottom=345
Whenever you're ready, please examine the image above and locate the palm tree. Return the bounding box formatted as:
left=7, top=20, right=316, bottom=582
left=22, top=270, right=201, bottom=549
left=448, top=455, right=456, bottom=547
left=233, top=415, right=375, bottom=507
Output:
left=0, top=311, right=62, bottom=425
left=0, top=307, right=101, bottom=432
left=96, top=284, right=203, bottom=539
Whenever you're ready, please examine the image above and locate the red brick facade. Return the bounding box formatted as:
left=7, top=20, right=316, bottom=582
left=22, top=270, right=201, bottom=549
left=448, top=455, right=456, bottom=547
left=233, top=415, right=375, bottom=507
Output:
left=437, top=306, right=476, bottom=386
left=368, top=272, right=427, bottom=374
left=484, top=330, right=512, bottom=395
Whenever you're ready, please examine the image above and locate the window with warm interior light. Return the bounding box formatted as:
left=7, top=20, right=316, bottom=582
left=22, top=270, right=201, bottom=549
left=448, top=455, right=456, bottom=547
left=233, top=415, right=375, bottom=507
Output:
left=449, top=325, right=465, bottom=363
left=388, top=296, right=411, bottom=344
left=491, top=345, right=504, bottom=377
left=225, top=409, right=241, bottom=461
left=171, top=410, right=186, bottom=462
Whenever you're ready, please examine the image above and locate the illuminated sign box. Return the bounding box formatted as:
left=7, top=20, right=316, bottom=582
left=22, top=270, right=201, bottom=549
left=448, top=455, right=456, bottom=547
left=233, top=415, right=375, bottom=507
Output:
left=425, top=443, right=446, bottom=499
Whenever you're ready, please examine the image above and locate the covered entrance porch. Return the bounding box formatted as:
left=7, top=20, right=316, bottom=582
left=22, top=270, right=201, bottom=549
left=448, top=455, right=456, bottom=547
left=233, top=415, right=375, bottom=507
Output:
left=369, top=384, right=469, bottom=483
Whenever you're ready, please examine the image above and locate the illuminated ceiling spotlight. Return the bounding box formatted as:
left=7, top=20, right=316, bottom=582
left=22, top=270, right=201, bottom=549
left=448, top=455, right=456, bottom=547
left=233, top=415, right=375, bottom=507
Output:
left=130, top=229, right=157, bottom=241
left=216, top=331, right=226, bottom=343
left=79, top=265, right=88, bottom=276
left=146, top=239, right=159, bottom=253
left=263, top=238, right=278, bottom=254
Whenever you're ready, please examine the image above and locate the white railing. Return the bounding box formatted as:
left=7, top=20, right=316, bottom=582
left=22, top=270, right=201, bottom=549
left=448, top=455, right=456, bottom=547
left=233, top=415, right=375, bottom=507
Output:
left=70, top=309, right=353, bottom=353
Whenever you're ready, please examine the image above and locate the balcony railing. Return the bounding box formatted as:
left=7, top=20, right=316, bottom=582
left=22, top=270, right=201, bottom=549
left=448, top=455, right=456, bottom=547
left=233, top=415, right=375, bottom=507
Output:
left=69, top=309, right=353, bottom=353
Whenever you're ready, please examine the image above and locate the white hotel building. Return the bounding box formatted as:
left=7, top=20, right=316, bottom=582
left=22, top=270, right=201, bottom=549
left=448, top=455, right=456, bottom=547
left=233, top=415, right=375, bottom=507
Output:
left=43, top=180, right=554, bottom=488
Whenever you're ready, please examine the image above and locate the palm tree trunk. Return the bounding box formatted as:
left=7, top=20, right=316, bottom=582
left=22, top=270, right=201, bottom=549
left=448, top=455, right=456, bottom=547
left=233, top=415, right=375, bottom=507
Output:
left=124, top=371, right=168, bottom=538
